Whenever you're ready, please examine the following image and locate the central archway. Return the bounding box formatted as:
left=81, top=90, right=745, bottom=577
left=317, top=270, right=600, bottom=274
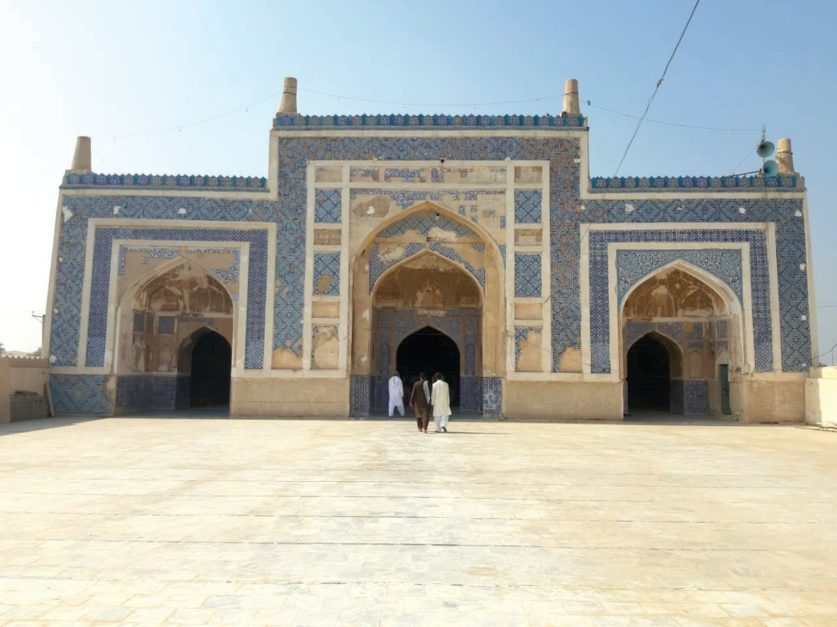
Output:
left=396, top=327, right=461, bottom=408
left=369, top=250, right=482, bottom=414
left=350, top=202, right=506, bottom=416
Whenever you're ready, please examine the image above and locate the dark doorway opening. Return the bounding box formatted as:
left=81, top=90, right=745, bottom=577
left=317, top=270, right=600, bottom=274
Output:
left=627, top=334, right=671, bottom=412
left=190, top=331, right=231, bottom=407
left=396, top=327, right=460, bottom=408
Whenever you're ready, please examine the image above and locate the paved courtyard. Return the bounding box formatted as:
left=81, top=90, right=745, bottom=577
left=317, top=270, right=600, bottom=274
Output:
left=0, top=416, right=836, bottom=625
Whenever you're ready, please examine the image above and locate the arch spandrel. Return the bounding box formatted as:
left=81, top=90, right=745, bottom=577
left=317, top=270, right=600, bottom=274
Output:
left=622, top=267, right=731, bottom=320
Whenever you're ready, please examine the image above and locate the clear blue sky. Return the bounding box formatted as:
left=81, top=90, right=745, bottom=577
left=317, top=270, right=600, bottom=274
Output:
left=2, top=0, right=836, bottom=361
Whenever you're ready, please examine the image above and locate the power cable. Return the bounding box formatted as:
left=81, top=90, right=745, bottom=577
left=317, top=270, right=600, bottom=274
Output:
left=587, top=102, right=758, bottom=133
left=111, top=89, right=284, bottom=140
left=613, top=0, right=701, bottom=176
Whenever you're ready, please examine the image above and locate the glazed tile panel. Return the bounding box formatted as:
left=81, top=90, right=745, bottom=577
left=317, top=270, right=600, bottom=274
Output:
left=590, top=230, right=772, bottom=374
left=51, top=196, right=273, bottom=369
left=85, top=226, right=268, bottom=368
left=583, top=198, right=809, bottom=373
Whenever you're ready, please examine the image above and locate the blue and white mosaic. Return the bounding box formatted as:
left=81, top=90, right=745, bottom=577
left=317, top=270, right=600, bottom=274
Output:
left=590, top=230, right=772, bottom=374
left=514, top=253, right=542, bottom=297
left=616, top=249, right=743, bottom=304
left=515, top=190, right=542, bottom=223
left=314, top=189, right=342, bottom=223
left=312, top=252, right=341, bottom=296
left=86, top=226, right=267, bottom=369
left=375, top=208, right=482, bottom=237
left=368, top=242, right=485, bottom=291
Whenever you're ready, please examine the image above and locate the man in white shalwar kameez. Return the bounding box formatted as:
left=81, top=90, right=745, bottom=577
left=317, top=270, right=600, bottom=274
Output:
left=388, top=371, right=405, bottom=417
left=431, top=372, right=452, bottom=432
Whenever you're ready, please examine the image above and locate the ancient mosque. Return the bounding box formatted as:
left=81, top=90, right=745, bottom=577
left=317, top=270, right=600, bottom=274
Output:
left=44, top=78, right=817, bottom=421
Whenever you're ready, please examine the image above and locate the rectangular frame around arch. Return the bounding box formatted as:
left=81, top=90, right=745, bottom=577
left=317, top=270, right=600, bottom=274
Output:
left=579, top=222, right=781, bottom=378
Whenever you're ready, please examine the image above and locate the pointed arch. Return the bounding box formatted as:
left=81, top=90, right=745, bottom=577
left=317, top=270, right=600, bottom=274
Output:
left=355, top=200, right=499, bottom=261
left=113, top=255, right=236, bottom=376
left=371, top=248, right=484, bottom=305
left=629, top=330, right=683, bottom=378
left=620, top=259, right=741, bottom=315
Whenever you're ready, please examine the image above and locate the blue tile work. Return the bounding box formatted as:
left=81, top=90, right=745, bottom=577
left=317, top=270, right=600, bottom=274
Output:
left=514, top=327, right=533, bottom=363
left=83, top=225, right=267, bottom=369
left=459, top=376, right=481, bottom=414
left=277, top=136, right=580, bottom=371
left=515, top=190, right=542, bottom=223
left=51, top=195, right=276, bottom=368
left=583, top=198, right=809, bottom=373
left=368, top=242, right=485, bottom=291
left=514, top=253, right=542, bottom=297
left=589, top=229, right=774, bottom=374
left=63, top=172, right=268, bottom=190
left=429, top=243, right=485, bottom=287
left=369, top=242, right=424, bottom=291
left=482, top=377, right=503, bottom=416
left=374, top=309, right=469, bottom=363
left=683, top=380, right=710, bottom=415
left=314, top=189, right=342, bottom=223
left=616, top=249, right=743, bottom=304
left=352, top=189, right=505, bottom=215
left=590, top=174, right=799, bottom=191
left=275, top=113, right=587, bottom=129
left=350, top=375, right=371, bottom=416
left=375, top=208, right=481, bottom=237
left=49, top=375, right=112, bottom=416
left=114, top=375, right=176, bottom=413
left=465, top=338, right=476, bottom=375
left=312, top=252, right=341, bottom=296
left=55, top=133, right=810, bottom=407
left=624, top=321, right=686, bottom=351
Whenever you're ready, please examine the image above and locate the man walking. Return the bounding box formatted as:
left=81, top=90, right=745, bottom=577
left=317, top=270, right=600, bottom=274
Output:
left=388, top=371, right=405, bottom=417
left=409, top=372, right=431, bottom=433
left=431, top=372, right=451, bottom=433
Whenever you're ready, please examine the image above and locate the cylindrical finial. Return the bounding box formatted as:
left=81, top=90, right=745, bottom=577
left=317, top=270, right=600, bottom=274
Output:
left=278, top=76, right=298, bottom=115
left=69, top=136, right=92, bottom=172
left=776, top=137, right=795, bottom=174
left=562, top=79, right=580, bottom=116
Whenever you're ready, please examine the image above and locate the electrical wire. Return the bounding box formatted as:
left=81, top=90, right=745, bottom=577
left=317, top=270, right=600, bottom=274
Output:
left=613, top=0, right=701, bottom=176
left=587, top=102, right=758, bottom=132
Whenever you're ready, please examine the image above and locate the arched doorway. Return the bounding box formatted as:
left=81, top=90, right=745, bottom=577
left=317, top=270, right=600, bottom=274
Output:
left=621, top=264, right=742, bottom=416
left=176, top=328, right=232, bottom=409
left=114, top=259, right=235, bottom=414
left=350, top=202, right=506, bottom=417
left=396, top=327, right=461, bottom=408
left=189, top=332, right=231, bottom=407
left=368, top=251, right=480, bottom=414
left=626, top=334, right=677, bottom=413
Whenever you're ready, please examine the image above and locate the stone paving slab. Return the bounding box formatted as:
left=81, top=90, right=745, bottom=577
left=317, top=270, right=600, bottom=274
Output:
left=0, top=416, right=836, bottom=625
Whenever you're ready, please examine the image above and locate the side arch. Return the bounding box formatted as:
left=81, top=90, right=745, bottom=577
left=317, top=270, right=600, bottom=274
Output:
left=619, top=261, right=745, bottom=416
left=620, top=259, right=742, bottom=314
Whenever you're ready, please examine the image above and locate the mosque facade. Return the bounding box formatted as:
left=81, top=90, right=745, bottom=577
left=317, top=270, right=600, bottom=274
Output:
left=45, top=78, right=816, bottom=421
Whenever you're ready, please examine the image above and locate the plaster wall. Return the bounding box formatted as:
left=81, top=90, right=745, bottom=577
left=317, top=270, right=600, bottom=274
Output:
left=0, top=357, right=49, bottom=423
left=805, top=367, right=837, bottom=427
left=736, top=375, right=806, bottom=423
left=231, top=377, right=349, bottom=417
left=504, top=380, right=623, bottom=420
